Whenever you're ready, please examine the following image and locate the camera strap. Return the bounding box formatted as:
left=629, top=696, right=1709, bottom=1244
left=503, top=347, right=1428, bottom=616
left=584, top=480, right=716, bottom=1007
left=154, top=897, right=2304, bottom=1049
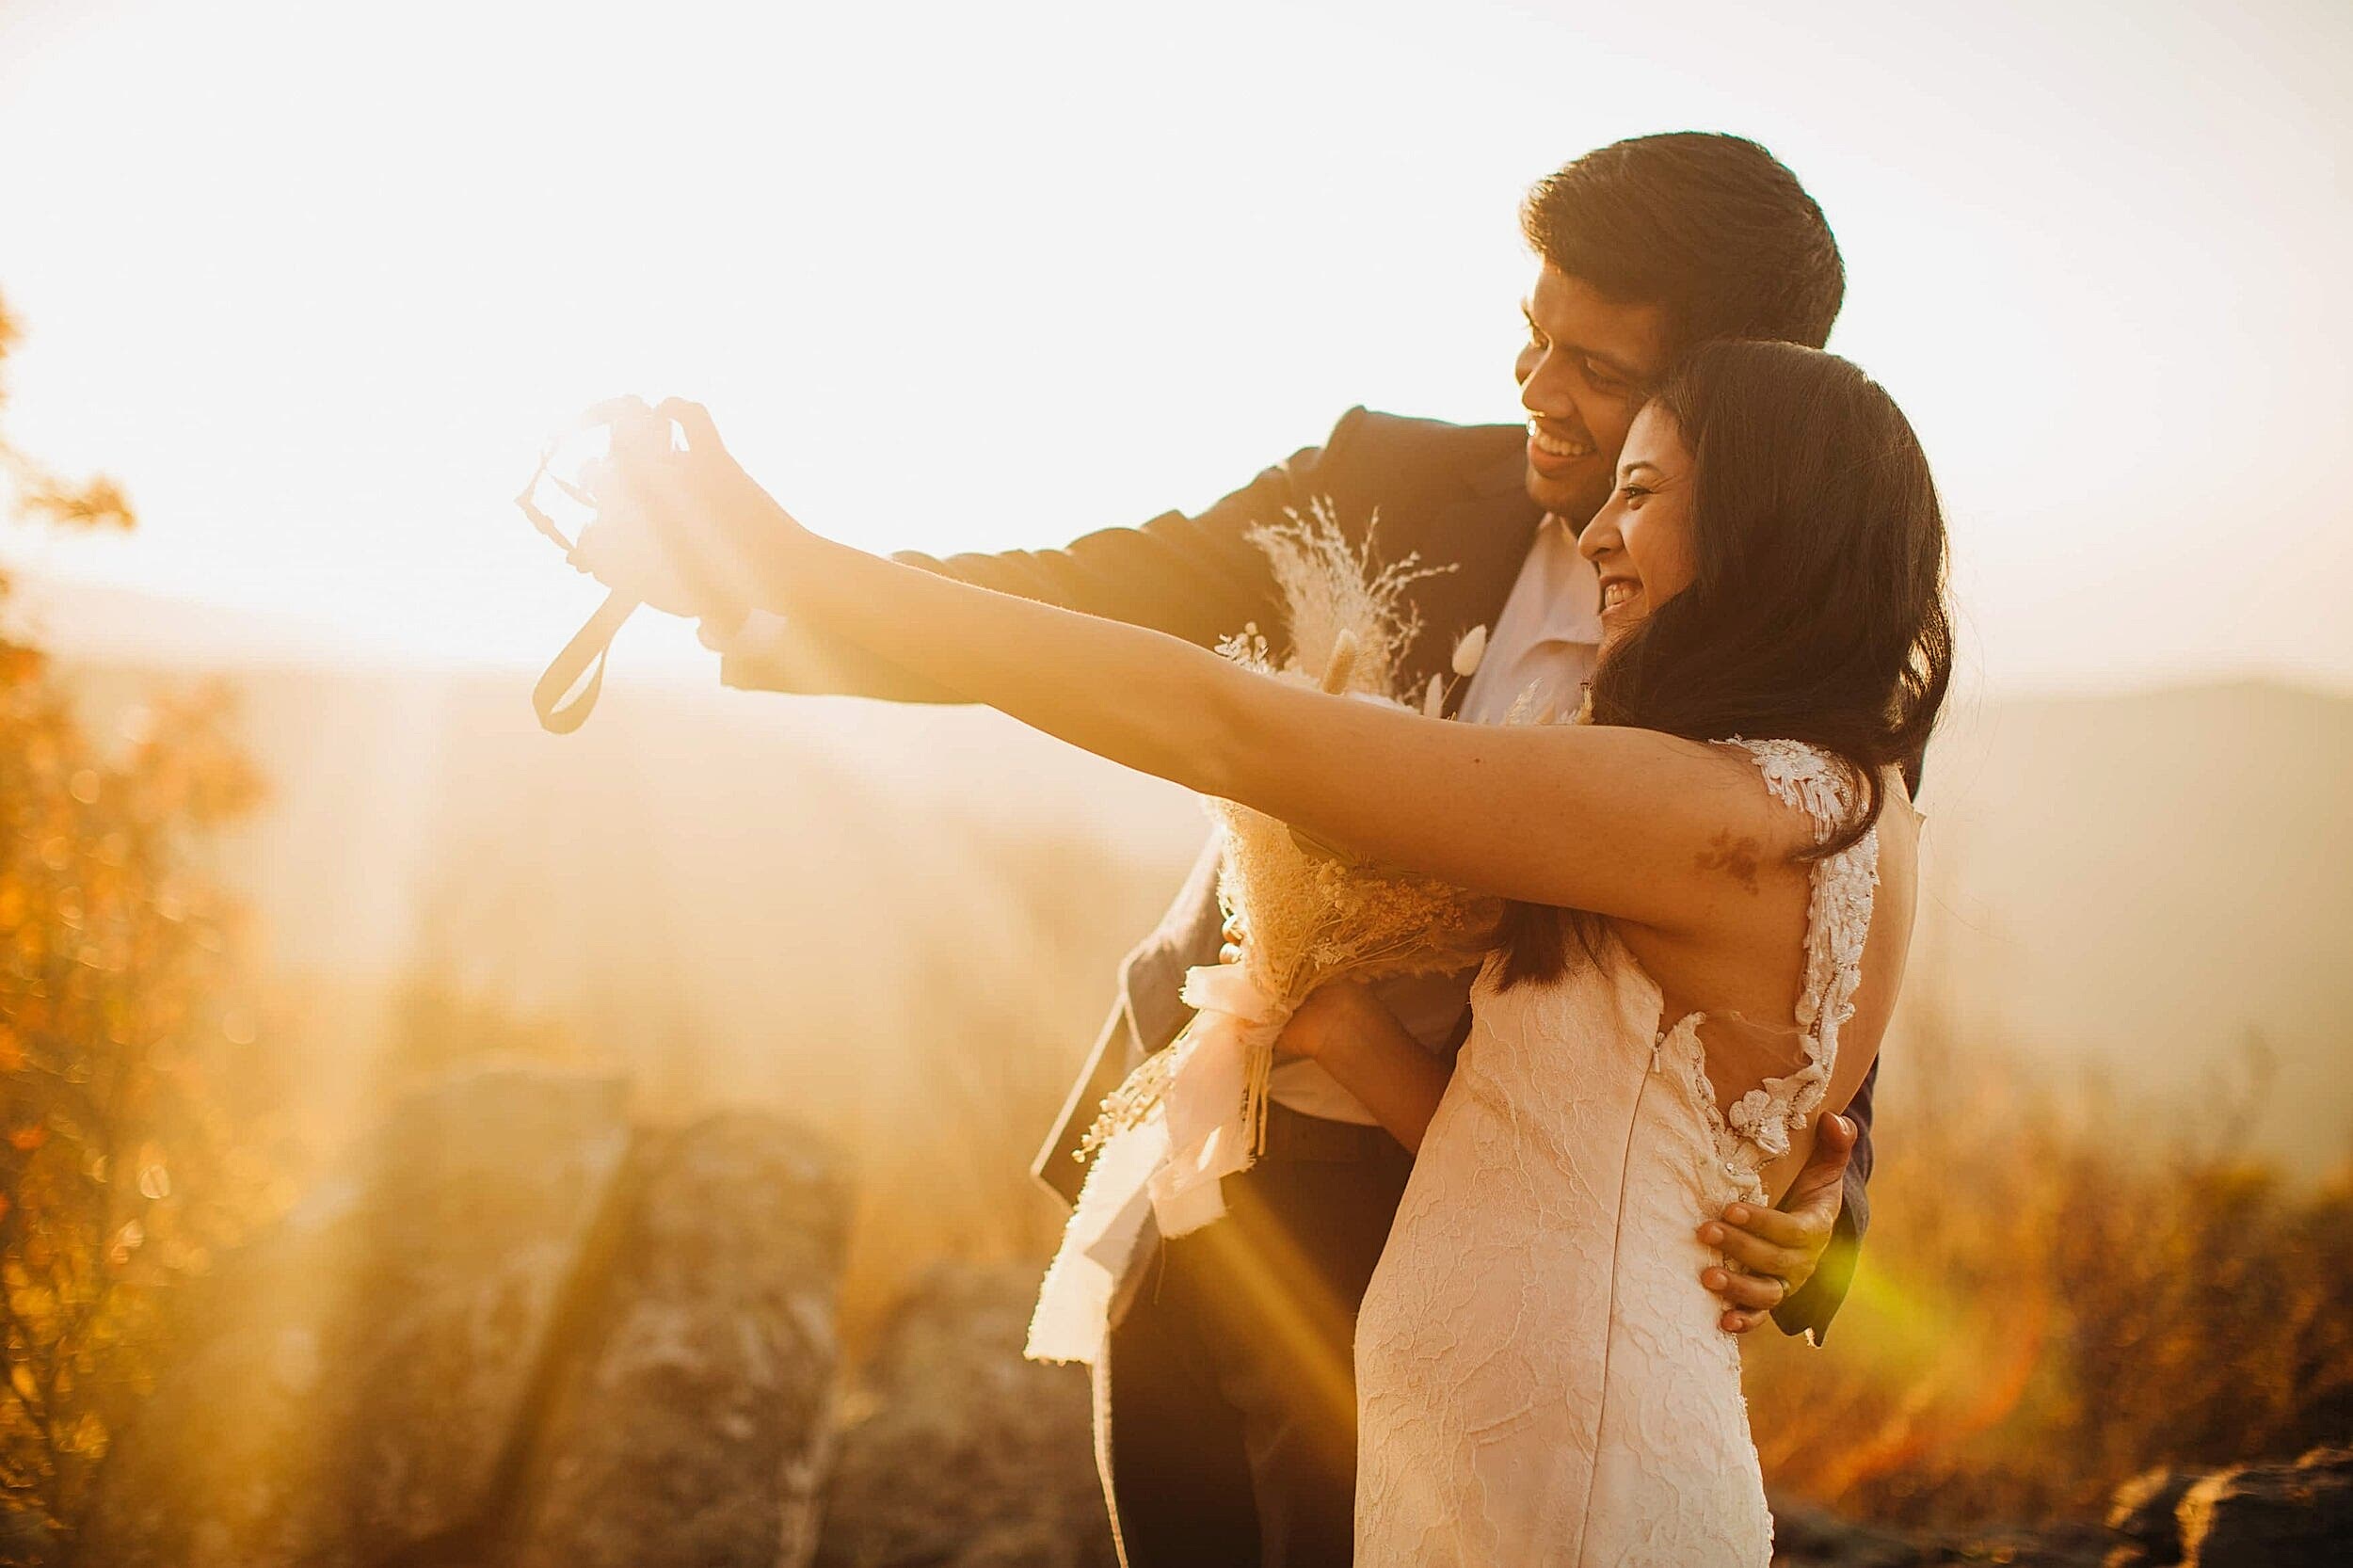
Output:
left=532, top=588, right=637, bottom=733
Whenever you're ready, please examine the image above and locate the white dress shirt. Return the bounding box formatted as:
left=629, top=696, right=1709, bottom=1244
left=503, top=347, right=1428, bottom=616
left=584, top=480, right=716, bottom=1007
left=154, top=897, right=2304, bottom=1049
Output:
left=1271, top=516, right=1603, bottom=1123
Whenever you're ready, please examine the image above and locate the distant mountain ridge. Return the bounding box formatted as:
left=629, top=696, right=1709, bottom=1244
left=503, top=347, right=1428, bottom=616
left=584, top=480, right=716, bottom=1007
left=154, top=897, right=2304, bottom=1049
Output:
left=1913, top=680, right=2352, bottom=1169
left=39, top=599, right=2353, bottom=1176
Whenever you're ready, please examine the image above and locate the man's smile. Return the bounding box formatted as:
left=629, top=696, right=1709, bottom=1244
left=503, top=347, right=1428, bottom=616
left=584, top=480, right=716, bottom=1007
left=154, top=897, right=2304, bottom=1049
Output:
left=1526, top=417, right=1596, bottom=475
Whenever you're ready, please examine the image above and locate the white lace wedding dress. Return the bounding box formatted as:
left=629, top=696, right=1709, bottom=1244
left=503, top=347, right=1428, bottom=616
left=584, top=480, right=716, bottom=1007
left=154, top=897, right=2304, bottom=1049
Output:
left=1353, top=740, right=1881, bottom=1566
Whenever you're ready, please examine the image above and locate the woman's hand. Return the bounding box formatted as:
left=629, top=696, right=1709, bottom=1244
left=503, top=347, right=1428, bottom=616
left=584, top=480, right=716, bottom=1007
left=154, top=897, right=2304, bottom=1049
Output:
left=595, top=399, right=811, bottom=623
left=568, top=465, right=715, bottom=619
left=1271, top=977, right=1449, bottom=1152
left=1276, top=978, right=1379, bottom=1062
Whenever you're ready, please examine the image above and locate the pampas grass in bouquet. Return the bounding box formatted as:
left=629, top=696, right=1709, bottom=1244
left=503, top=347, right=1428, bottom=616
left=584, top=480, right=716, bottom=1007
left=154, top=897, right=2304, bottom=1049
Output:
left=1207, top=505, right=1508, bottom=1005
left=1029, top=502, right=1510, bottom=1362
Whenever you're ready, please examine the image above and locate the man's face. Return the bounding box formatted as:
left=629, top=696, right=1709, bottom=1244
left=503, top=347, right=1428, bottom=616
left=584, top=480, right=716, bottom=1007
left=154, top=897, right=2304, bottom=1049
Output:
left=1514, top=264, right=1675, bottom=527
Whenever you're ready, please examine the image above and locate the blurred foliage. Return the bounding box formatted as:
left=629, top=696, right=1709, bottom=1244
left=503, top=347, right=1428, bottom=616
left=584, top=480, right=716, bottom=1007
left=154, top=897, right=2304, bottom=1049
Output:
left=1745, top=1006, right=2353, bottom=1526
left=0, top=301, right=132, bottom=536
left=0, top=290, right=280, bottom=1549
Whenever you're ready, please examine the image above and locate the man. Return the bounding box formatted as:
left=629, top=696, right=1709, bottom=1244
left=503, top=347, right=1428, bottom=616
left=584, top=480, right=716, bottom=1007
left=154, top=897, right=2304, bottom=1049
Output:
left=698, top=133, right=1870, bottom=1566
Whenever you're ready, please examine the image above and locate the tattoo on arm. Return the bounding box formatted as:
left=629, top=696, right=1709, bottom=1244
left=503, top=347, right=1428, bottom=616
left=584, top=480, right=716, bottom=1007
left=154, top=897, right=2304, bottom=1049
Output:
left=1695, top=831, right=1765, bottom=893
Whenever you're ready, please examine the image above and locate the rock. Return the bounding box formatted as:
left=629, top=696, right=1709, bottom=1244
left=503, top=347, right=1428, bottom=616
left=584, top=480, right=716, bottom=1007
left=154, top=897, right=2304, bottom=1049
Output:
left=1769, top=1495, right=1923, bottom=1566
left=504, top=1112, right=850, bottom=1568
left=2105, top=1465, right=2200, bottom=1565
left=1769, top=1498, right=2109, bottom=1567
left=0, top=1507, right=57, bottom=1568
left=1930, top=1522, right=2114, bottom=1566
left=814, top=1263, right=1115, bottom=1568
left=78, top=1066, right=633, bottom=1568
left=2176, top=1446, right=2353, bottom=1567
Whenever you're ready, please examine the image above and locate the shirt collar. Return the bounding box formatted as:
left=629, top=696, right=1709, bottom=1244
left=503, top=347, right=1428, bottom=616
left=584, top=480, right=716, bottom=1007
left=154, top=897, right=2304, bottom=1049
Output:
left=1522, top=514, right=1604, bottom=649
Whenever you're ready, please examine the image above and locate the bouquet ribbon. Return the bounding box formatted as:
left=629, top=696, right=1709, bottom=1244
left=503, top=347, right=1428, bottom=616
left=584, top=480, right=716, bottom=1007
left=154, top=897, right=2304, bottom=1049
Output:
left=1025, top=961, right=1287, bottom=1364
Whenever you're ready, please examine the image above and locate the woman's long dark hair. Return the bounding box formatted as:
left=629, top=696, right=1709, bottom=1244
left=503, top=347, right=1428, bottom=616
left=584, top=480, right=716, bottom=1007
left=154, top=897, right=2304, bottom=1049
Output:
left=1497, top=339, right=1953, bottom=987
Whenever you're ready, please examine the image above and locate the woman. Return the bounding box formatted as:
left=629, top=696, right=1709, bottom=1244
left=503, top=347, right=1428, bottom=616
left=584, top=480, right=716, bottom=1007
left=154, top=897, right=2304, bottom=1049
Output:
left=623, top=339, right=1949, bottom=1563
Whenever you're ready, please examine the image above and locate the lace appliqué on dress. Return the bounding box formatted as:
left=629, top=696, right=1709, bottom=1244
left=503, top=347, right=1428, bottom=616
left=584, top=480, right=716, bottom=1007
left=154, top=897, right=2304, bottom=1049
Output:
left=1694, top=739, right=1881, bottom=1194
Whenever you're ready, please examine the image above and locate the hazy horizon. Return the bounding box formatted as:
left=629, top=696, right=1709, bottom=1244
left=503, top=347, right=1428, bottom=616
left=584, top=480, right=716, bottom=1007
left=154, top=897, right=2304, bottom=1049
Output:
left=15, top=567, right=2353, bottom=709
left=30, top=630, right=2353, bottom=1180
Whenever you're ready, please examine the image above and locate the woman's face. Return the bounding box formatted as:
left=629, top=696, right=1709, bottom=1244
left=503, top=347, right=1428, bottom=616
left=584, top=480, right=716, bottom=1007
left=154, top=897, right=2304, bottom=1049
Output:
left=1577, top=402, right=1700, bottom=649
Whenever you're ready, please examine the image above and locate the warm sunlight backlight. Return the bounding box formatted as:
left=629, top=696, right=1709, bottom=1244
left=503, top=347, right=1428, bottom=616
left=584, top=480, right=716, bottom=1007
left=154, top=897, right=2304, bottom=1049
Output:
left=1, top=0, right=2347, bottom=694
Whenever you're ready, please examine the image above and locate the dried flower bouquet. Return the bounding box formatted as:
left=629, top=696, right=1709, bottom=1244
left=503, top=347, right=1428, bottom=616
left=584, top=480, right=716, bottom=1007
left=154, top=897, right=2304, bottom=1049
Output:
left=1029, top=503, right=1506, bottom=1363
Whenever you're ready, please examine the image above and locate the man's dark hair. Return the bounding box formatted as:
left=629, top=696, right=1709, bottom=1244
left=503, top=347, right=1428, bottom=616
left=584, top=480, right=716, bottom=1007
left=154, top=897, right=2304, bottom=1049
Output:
left=1521, top=132, right=1845, bottom=352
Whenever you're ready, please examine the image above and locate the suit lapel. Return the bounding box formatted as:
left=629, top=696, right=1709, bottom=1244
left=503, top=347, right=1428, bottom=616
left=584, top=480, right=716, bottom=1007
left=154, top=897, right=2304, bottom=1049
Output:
left=1397, top=450, right=1543, bottom=713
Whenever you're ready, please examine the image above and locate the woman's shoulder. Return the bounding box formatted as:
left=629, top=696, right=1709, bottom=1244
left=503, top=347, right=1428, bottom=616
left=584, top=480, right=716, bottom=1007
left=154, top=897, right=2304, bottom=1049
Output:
left=1673, top=734, right=1923, bottom=882
left=1704, top=736, right=1922, bottom=943
left=1710, top=737, right=1864, bottom=836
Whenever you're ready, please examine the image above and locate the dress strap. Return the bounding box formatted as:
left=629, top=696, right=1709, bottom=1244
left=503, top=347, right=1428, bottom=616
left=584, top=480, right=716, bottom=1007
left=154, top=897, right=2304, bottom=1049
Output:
left=1714, top=739, right=1881, bottom=1160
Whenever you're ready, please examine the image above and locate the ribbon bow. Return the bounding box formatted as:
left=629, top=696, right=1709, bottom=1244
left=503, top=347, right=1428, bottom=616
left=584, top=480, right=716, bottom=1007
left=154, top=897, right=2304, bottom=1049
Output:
left=1025, top=960, right=1289, bottom=1364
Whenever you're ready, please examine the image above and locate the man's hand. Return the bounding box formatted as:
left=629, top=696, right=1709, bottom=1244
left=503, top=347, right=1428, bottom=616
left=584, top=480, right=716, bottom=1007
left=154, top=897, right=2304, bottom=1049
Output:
left=1698, top=1111, right=1855, bottom=1334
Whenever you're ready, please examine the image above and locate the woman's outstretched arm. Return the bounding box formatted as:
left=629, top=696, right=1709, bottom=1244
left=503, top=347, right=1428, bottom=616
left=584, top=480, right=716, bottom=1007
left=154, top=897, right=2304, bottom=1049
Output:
left=645, top=404, right=1812, bottom=931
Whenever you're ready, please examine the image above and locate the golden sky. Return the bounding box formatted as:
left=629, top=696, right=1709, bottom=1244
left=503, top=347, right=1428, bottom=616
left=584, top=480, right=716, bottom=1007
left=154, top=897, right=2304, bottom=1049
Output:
left=0, top=0, right=2347, bottom=694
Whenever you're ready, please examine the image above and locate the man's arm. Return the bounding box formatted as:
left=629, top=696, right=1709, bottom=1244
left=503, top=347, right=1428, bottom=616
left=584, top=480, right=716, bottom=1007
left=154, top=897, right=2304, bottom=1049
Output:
left=707, top=418, right=1380, bottom=699
left=1772, top=1170, right=1865, bottom=1342
left=1775, top=1058, right=1876, bottom=1342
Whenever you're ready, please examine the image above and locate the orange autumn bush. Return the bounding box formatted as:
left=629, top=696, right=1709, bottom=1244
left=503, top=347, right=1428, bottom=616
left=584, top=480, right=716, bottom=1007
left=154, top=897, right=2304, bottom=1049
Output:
left=0, top=292, right=280, bottom=1546
left=1742, top=1003, right=2353, bottom=1527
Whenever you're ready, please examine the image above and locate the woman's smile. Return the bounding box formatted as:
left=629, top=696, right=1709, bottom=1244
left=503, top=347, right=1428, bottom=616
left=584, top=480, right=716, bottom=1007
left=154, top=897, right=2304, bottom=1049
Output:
left=1577, top=402, right=1700, bottom=646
